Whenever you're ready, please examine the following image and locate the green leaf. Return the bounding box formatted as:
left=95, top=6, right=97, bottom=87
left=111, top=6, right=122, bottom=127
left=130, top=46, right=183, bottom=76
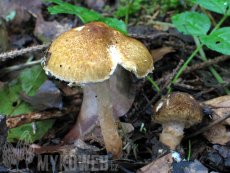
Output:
left=45, top=0, right=127, bottom=35
left=47, top=5, right=101, bottom=24
left=7, top=120, right=55, bottom=143
left=45, top=0, right=101, bottom=23
left=99, top=17, right=127, bottom=35
left=0, top=65, right=55, bottom=142
left=172, top=11, right=211, bottom=36
left=189, top=0, right=230, bottom=15
left=199, top=27, right=230, bottom=55
left=20, top=65, right=47, bottom=96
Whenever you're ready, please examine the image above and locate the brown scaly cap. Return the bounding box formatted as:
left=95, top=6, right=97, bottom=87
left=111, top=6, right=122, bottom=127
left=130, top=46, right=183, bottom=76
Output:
left=152, top=92, right=203, bottom=128
left=43, top=21, right=154, bottom=85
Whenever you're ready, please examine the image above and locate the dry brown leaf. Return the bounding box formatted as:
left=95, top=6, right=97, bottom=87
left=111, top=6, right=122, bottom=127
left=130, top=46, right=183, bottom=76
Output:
left=20, top=80, right=63, bottom=110
left=59, top=81, right=82, bottom=96
left=120, top=122, right=134, bottom=133
left=0, top=0, right=31, bottom=24
left=85, top=0, right=105, bottom=11
left=151, top=46, right=175, bottom=63
left=153, top=25, right=169, bottom=31
left=15, top=0, right=43, bottom=16
left=63, top=65, right=135, bottom=144
left=34, top=14, right=72, bottom=42
left=200, top=95, right=230, bottom=125
left=200, top=96, right=230, bottom=145
left=31, top=65, right=136, bottom=155
left=137, top=153, right=173, bottom=173
left=183, top=160, right=208, bottom=173
left=202, top=124, right=230, bottom=145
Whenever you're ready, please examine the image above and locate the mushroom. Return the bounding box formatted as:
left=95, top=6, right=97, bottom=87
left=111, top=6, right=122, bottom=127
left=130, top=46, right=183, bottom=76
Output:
left=42, top=22, right=154, bottom=158
left=152, top=92, right=203, bottom=150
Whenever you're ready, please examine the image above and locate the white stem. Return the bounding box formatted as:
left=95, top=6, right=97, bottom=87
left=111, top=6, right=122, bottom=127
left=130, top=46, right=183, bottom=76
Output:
left=160, top=122, right=185, bottom=150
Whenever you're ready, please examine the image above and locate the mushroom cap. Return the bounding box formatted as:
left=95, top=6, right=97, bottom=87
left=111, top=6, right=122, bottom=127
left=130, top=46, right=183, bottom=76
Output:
left=43, top=21, right=153, bottom=85
left=152, top=92, right=203, bottom=128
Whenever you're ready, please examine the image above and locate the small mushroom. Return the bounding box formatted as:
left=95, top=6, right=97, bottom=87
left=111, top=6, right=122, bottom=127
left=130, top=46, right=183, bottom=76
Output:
left=152, top=92, right=203, bottom=150
left=43, top=22, right=154, bottom=158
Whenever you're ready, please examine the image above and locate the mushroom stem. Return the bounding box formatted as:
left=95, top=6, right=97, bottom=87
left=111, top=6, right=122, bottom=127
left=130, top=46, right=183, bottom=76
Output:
left=94, top=79, right=122, bottom=159
left=160, top=122, right=185, bottom=150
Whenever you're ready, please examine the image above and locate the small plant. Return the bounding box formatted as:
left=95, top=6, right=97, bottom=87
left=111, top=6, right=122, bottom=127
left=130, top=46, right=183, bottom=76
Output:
left=159, top=0, right=193, bottom=14
left=168, top=0, right=230, bottom=94
left=45, top=0, right=127, bottom=35
left=140, top=123, right=147, bottom=132
left=114, top=0, right=145, bottom=18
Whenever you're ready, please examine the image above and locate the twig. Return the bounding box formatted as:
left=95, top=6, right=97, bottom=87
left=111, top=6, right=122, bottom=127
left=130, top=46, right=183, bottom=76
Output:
left=141, top=59, right=184, bottom=113
left=0, top=43, right=50, bottom=61
left=173, top=83, right=196, bottom=90
left=182, top=55, right=230, bottom=74
left=183, top=112, right=230, bottom=140
left=155, top=55, right=230, bottom=86
left=0, top=60, right=42, bottom=74
left=193, top=79, right=230, bottom=98
left=128, top=33, right=186, bottom=44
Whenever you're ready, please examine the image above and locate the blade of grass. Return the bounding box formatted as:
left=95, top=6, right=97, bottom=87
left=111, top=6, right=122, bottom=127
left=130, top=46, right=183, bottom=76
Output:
left=146, top=76, right=160, bottom=92
left=125, top=0, right=135, bottom=31
left=167, top=43, right=203, bottom=93
left=187, top=140, right=191, bottom=161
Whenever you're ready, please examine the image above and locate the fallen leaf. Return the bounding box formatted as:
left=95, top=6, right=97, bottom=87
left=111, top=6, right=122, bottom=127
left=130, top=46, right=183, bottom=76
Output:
left=200, top=95, right=230, bottom=125
left=63, top=65, right=136, bottom=144
left=137, top=153, right=173, bottom=173
left=9, top=34, right=33, bottom=49
left=120, top=122, right=134, bottom=134
left=213, top=145, right=229, bottom=158
left=183, top=159, right=208, bottom=173
left=0, top=65, right=55, bottom=142
left=15, top=0, right=43, bottom=16
left=59, top=81, right=81, bottom=96
left=34, top=14, right=72, bottom=42
left=20, top=80, right=63, bottom=110
left=85, top=0, right=105, bottom=11
left=151, top=46, right=175, bottom=63
left=202, top=124, right=230, bottom=145
left=153, top=25, right=169, bottom=31
left=200, top=96, right=230, bottom=145
left=74, top=139, right=100, bottom=151
left=0, top=0, right=30, bottom=25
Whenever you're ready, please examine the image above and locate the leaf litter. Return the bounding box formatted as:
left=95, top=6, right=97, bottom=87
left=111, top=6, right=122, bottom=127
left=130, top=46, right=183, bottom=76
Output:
left=1, top=0, right=230, bottom=172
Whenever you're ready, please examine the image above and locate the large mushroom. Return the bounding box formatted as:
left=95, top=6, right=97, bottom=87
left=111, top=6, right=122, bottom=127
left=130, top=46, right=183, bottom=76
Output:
left=152, top=92, right=203, bottom=150
left=42, top=22, right=154, bottom=158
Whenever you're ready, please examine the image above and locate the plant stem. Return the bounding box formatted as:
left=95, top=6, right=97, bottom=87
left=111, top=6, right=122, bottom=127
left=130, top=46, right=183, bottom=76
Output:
left=0, top=60, right=41, bottom=74
left=193, top=36, right=230, bottom=94
left=125, top=0, right=135, bottom=31
left=210, top=14, right=228, bottom=34
left=187, top=140, right=191, bottom=161
left=167, top=15, right=230, bottom=94
left=167, top=44, right=203, bottom=93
